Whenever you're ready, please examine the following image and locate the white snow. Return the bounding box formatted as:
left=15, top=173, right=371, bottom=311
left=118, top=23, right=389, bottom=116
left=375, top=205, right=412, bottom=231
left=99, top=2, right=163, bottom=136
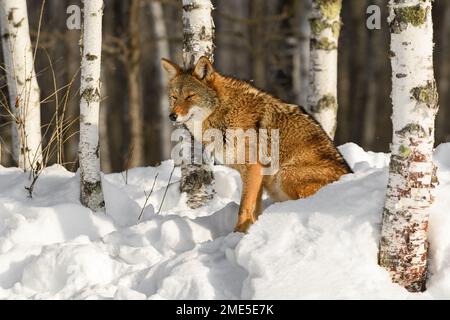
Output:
left=2, top=143, right=450, bottom=299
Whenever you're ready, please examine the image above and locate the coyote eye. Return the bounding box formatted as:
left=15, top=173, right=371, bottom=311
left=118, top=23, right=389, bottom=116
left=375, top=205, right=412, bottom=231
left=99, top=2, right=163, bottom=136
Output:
left=185, top=94, right=196, bottom=101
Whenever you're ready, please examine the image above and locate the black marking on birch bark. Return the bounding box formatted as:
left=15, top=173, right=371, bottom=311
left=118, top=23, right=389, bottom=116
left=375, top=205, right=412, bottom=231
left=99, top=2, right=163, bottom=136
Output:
left=13, top=18, right=24, bottom=28
left=7, top=9, right=16, bottom=21
left=180, top=164, right=214, bottom=209
left=397, top=186, right=412, bottom=198
left=396, top=73, right=407, bottom=78
left=181, top=166, right=213, bottom=190
left=81, top=180, right=105, bottom=208
left=183, top=3, right=201, bottom=12
left=311, top=94, right=337, bottom=112
left=390, top=5, right=428, bottom=34
left=81, top=88, right=100, bottom=103
left=411, top=80, right=438, bottom=107
left=311, top=37, right=337, bottom=51
left=200, top=26, right=207, bottom=40
left=85, top=53, right=98, bottom=61
left=431, top=164, right=439, bottom=187
left=389, top=156, right=404, bottom=174
left=310, top=18, right=341, bottom=38
left=395, top=123, right=427, bottom=139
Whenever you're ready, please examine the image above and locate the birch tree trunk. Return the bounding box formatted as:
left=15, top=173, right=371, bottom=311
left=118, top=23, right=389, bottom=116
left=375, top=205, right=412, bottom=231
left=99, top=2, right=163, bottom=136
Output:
left=0, top=0, right=42, bottom=170
left=180, top=0, right=215, bottom=208
left=378, top=0, right=438, bottom=292
left=127, top=0, right=144, bottom=168
left=307, top=0, right=342, bottom=139
left=150, top=0, right=172, bottom=161
left=79, top=0, right=105, bottom=211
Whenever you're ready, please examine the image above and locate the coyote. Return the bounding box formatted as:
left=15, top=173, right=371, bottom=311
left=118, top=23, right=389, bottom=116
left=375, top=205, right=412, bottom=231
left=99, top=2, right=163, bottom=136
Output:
left=162, top=56, right=352, bottom=233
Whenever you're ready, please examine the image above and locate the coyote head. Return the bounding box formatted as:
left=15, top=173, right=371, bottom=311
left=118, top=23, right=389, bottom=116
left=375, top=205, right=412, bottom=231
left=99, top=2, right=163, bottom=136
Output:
left=161, top=56, right=218, bottom=125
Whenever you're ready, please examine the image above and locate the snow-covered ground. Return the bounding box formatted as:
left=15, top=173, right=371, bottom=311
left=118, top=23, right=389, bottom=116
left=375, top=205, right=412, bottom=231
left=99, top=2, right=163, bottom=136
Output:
left=1, top=143, right=450, bottom=299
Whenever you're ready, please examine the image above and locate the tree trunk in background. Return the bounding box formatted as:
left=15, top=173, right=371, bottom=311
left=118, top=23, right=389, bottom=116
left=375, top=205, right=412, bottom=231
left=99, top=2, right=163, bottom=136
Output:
left=250, top=0, right=266, bottom=89
left=335, top=0, right=350, bottom=145
left=0, top=0, right=42, bottom=170
left=362, top=0, right=384, bottom=149
left=100, top=68, right=112, bottom=173
left=293, top=0, right=311, bottom=107
left=348, top=1, right=368, bottom=146
left=215, top=0, right=251, bottom=82
left=180, top=0, right=215, bottom=209
left=127, top=0, right=144, bottom=168
left=362, top=27, right=378, bottom=148
left=150, top=0, right=172, bottom=161
left=379, top=0, right=438, bottom=292
left=436, top=0, right=450, bottom=142
left=63, top=17, right=81, bottom=170
left=79, top=0, right=105, bottom=211
left=307, top=0, right=342, bottom=139
left=373, top=2, right=392, bottom=151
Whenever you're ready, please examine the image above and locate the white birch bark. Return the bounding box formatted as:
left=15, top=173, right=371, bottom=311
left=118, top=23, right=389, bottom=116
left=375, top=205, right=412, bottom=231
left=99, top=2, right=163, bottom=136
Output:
left=180, top=0, right=215, bottom=208
left=79, top=0, right=105, bottom=211
left=0, top=0, right=42, bottom=170
left=379, top=0, right=438, bottom=292
left=307, top=0, right=341, bottom=139
left=150, top=0, right=172, bottom=160
left=182, top=0, right=214, bottom=68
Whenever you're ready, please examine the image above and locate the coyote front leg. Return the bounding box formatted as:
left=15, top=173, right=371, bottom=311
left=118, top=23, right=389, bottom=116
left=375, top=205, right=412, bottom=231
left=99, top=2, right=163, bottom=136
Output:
left=235, top=164, right=263, bottom=233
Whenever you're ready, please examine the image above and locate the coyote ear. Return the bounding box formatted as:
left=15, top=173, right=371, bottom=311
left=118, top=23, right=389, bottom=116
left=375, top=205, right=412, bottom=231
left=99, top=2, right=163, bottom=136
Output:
left=193, top=56, right=214, bottom=81
left=161, top=58, right=181, bottom=79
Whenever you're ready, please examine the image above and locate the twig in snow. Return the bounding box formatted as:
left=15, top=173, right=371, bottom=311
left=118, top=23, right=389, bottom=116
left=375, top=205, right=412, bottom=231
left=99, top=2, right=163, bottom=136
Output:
left=138, top=173, right=159, bottom=221
left=157, top=166, right=175, bottom=214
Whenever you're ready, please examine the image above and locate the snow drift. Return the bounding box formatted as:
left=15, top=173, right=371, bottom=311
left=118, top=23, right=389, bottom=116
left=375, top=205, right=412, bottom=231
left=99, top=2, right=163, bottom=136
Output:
left=1, top=143, right=450, bottom=299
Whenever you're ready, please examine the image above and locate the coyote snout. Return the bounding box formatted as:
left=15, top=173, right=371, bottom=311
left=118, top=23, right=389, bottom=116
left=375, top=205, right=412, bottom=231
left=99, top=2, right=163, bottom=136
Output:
left=162, top=56, right=352, bottom=233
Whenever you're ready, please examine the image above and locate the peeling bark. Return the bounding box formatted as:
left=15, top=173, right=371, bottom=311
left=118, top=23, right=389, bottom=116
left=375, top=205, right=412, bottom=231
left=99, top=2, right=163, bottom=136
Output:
left=379, top=0, right=438, bottom=292
left=307, top=0, right=342, bottom=139
left=180, top=0, right=215, bottom=209
left=79, top=0, right=105, bottom=211
left=0, top=0, right=42, bottom=170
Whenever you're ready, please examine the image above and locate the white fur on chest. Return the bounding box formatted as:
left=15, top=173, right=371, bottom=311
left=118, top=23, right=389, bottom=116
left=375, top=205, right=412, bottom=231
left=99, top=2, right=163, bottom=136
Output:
left=183, top=105, right=212, bottom=142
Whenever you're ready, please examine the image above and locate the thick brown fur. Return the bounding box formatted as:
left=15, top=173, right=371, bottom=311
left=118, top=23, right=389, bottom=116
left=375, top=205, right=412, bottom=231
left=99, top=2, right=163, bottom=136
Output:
left=162, top=57, right=352, bottom=233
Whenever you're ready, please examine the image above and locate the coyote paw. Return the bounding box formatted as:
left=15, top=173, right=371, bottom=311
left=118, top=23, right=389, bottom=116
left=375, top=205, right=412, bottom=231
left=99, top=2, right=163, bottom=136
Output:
left=234, top=219, right=253, bottom=233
